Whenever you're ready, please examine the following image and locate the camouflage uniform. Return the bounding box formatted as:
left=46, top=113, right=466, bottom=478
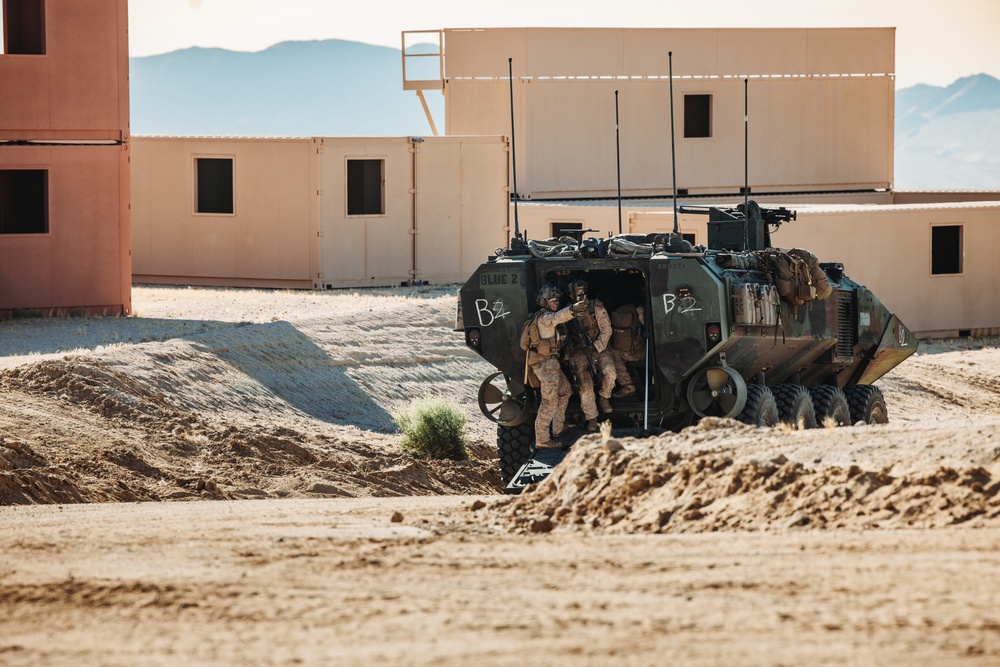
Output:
left=566, top=298, right=615, bottom=419
left=521, top=292, right=578, bottom=446
left=531, top=357, right=571, bottom=445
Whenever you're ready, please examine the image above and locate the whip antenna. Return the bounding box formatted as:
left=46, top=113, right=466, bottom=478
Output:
left=508, top=57, right=520, bottom=239
left=743, top=77, right=749, bottom=251
left=615, top=89, right=622, bottom=235
left=669, top=51, right=679, bottom=235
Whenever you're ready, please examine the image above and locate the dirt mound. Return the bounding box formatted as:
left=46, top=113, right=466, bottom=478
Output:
left=0, top=357, right=500, bottom=505
left=488, top=419, right=1000, bottom=533
left=2, top=358, right=184, bottom=421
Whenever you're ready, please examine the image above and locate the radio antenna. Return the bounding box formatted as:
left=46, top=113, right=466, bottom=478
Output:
left=615, top=89, right=622, bottom=235
left=668, top=51, right=679, bottom=235
left=508, top=57, right=521, bottom=239
left=743, top=77, right=749, bottom=251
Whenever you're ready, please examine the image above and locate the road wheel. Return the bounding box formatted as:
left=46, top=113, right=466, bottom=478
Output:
left=736, top=384, right=779, bottom=427
left=844, top=385, right=888, bottom=425
left=809, top=386, right=851, bottom=427
left=497, top=420, right=534, bottom=485
left=771, top=384, right=817, bottom=429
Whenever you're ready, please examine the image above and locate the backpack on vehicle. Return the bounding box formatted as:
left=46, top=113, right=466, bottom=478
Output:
left=610, top=304, right=641, bottom=355
left=757, top=248, right=832, bottom=306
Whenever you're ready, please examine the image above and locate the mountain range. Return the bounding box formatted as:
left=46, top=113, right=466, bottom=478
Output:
left=129, top=40, right=444, bottom=137
left=894, top=74, right=1000, bottom=189
left=129, top=40, right=1000, bottom=190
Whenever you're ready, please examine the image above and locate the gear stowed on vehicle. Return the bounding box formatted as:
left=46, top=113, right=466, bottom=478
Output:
left=456, top=203, right=918, bottom=492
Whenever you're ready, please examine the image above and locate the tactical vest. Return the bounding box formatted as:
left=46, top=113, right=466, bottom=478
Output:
left=519, top=311, right=563, bottom=359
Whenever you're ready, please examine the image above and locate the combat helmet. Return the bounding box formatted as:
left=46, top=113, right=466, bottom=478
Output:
left=536, top=283, right=562, bottom=307
left=567, top=279, right=588, bottom=299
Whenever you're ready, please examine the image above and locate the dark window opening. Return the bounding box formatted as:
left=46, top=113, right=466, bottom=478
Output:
left=931, top=225, right=962, bottom=275
left=682, top=232, right=697, bottom=246
left=551, top=221, right=582, bottom=239
left=195, top=158, right=234, bottom=214
left=684, top=94, right=711, bottom=138
left=347, top=159, right=384, bottom=216
left=0, top=169, right=48, bottom=234
left=3, top=0, right=46, bottom=55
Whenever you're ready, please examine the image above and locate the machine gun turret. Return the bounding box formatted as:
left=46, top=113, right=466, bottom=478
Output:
left=680, top=201, right=797, bottom=251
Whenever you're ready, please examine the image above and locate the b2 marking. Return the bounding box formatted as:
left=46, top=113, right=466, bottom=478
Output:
left=662, top=293, right=702, bottom=315
left=476, top=298, right=511, bottom=326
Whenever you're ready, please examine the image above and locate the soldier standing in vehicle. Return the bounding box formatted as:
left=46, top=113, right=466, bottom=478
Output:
left=564, top=279, right=616, bottom=430
left=520, top=284, right=587, bottom=448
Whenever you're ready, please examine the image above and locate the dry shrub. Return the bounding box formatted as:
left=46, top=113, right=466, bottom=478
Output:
left=392, top=396, right=469, bottom=461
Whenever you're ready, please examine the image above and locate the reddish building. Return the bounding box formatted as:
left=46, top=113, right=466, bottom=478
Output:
left=0, top=0, right=131, bottom=315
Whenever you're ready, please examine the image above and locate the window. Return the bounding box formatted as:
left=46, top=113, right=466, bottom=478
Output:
left=684, top=94, right=711, bottom=138
left=347, top=159, right=384, bottom=216
left=551, top=221, right=582, bottom=238
left=2, top=0, right=46, bottom=54
left=682, top=232, right=697, bottom=246
left=931, top=225, right=962, bottom=275
left=0, top=169, right=48, bottom=234
left=195, top=157, right=234, bottom=214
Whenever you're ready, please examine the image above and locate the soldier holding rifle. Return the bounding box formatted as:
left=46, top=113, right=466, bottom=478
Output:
left=520, top=284, right=587, bottom=448
left=563, top=279, right=616, bottom=430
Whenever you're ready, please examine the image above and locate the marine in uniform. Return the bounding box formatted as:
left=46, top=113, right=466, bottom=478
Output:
left=564, top=279, right=616, bottom=429
left=520, top=284, right=586, bottom=447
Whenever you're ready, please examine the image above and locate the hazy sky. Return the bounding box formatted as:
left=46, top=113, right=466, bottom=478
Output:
left=128, top=0, right=999, bottom=89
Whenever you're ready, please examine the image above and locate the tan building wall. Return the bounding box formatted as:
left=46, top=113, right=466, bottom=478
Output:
left=513, top=200, right=1000, bottom=337
left=131, top=137, right=318, bottom=288
left=316, top=136, right=509, bottom=287
left=0, top=0, right=131, bottom=315
left=407, top=28, right=894, bottom=200
left=131, top=135, right=509, bottom=289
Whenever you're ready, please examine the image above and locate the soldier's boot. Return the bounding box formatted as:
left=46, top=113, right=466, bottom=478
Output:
left=535, top=438, right=559, bottom=449
left=586, top=418, right=599, bottom=432
left=612, top=385, right=636, bottom=398
left=599, top=397, right=612, bottom=413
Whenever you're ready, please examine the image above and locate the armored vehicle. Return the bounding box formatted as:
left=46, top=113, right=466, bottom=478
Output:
left=456, top=202, right=918, bottom=490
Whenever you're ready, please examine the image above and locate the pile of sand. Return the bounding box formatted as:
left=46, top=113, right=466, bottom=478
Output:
left=488, top=418, right=1000, bottom=534
left=0, top=286, right=500, bottom=504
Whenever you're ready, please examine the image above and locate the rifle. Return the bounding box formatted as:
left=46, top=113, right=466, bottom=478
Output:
left=563, top=317, right=599, bottom=380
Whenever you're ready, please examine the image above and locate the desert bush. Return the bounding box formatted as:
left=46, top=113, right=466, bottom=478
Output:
left=392, top=396, right=469, bottom=461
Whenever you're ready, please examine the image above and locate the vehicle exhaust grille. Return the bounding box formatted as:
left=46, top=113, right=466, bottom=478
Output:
left=836, top=292, right=856, bottom=359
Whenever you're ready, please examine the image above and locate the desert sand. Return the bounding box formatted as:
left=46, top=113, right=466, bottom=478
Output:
left=2, top=285, right=1000, bottom=666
